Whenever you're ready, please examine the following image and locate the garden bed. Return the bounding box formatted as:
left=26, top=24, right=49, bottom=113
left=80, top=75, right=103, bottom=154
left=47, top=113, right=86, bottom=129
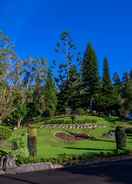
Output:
left=55, top=132, right=90, bottom=142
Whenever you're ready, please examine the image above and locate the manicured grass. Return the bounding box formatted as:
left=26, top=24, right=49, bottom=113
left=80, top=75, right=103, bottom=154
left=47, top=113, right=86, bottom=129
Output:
left=37, top=128, right=114, bottom=158
left=1, top=115, right=132, bottom=159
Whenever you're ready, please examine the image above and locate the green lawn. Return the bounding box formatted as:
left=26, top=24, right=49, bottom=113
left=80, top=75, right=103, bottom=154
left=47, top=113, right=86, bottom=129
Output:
left=1, top=115, right=132, bottom=159
left=37, top=128, right=114, bottom=158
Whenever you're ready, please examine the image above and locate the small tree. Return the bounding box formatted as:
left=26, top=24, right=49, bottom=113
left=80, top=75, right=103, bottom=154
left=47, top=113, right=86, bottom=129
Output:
left=11, top=89, right=28, bottom=128
left=115, top=126, right=127, bottom=151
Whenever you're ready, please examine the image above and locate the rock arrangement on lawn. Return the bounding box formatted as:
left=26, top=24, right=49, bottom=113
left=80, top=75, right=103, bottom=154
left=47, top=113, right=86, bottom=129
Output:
left=43, top=124, right=106, bottom=129
left=103, top=130, right=115, bottom=140
left=55, top=132, right=90, bottom=142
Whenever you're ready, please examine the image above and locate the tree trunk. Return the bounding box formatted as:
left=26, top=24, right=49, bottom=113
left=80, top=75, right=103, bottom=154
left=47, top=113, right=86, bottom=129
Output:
left=17, top=118, right=22, bottom=128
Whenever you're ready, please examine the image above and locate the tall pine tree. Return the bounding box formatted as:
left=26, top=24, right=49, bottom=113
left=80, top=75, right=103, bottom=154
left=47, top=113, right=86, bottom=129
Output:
left=96, top=58, right=120, bottom=115
left=81, top=44, right=99, bottom=110
left=102, top=57, right=113, bottom=94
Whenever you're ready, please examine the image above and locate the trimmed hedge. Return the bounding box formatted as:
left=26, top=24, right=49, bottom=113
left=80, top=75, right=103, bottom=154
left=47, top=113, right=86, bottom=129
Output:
left=46, top=118, right=97, bottom=124
left=46, top=119, right=72, bottom=124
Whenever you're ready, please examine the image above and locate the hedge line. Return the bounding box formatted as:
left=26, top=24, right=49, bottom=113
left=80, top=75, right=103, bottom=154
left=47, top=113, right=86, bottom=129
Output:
left=45, top=118, right=97, bottom=124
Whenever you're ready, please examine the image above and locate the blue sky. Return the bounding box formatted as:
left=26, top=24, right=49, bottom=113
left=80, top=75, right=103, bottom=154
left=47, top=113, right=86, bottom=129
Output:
left=0, top=0, right=132, bottom=77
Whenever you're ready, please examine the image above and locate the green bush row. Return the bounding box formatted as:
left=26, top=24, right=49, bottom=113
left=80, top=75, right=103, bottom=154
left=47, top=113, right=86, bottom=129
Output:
left=46, top=119, right=72, bottom=124
left=45, top=118, right=97, bottom=124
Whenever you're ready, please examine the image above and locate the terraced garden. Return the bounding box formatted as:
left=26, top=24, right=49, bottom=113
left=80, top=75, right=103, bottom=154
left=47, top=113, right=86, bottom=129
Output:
left=0, top=115, right=132, bottom=162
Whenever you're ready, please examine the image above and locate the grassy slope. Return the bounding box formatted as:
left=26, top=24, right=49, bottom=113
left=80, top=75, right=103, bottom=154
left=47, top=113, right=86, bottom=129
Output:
left=33, top=116, right=132, bottom=158
left=1, top=115, right=132, bottom=159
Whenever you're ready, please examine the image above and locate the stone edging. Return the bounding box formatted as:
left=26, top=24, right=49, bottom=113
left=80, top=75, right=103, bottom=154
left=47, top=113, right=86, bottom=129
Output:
left=42, top=124, right=106, bottom=129
left=1, top=155, right=132, bottom=175
left=0, top=162, right=63, bottom=175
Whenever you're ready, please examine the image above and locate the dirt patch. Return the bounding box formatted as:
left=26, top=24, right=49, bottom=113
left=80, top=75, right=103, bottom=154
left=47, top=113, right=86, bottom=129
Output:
left=55, top=132, right=89, bottom=142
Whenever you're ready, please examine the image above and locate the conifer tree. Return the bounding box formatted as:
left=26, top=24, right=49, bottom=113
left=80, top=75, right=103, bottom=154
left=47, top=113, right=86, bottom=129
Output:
left=96, top=58, right=120, bottom=115
left=81, top=44, right=99, bottom=110
left=102, top=57, right=113, bottom=94
left=113, top=72, right=121, bottom=86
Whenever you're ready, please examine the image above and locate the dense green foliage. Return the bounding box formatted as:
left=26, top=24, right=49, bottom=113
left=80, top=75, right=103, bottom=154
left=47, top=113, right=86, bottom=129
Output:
left=81, top=44, right=99, bottom=110
left=0, top=126, right=12, bottom=139
left=43, top=70, right=57, bottom=116
left=46, top=116, right=97, bottom=124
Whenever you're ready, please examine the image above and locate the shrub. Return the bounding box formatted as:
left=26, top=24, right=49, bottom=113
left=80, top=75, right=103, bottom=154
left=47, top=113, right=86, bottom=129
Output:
left=0, top=126, right=12, bottom=139
left=10, top=133, right=29, bottom=158
left=115, top=126, right=127, bottom=150
left=0, top=149, right=8, bottom=156
left=11, top=138, right=18, bottom=150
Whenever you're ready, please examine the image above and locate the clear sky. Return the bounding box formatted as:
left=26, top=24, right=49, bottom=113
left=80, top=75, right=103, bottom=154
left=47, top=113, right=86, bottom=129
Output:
left=0, top=0, right=132, bottom=77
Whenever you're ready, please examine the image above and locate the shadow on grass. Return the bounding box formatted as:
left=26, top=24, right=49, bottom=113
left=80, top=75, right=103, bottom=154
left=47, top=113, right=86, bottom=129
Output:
left=93, top=138, right=114, bottom=143
left=64, top=146, right=114, bottom=152
left=127, top=135, right=132, bottom=143
left=127, top=134, right=132, bottom=138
